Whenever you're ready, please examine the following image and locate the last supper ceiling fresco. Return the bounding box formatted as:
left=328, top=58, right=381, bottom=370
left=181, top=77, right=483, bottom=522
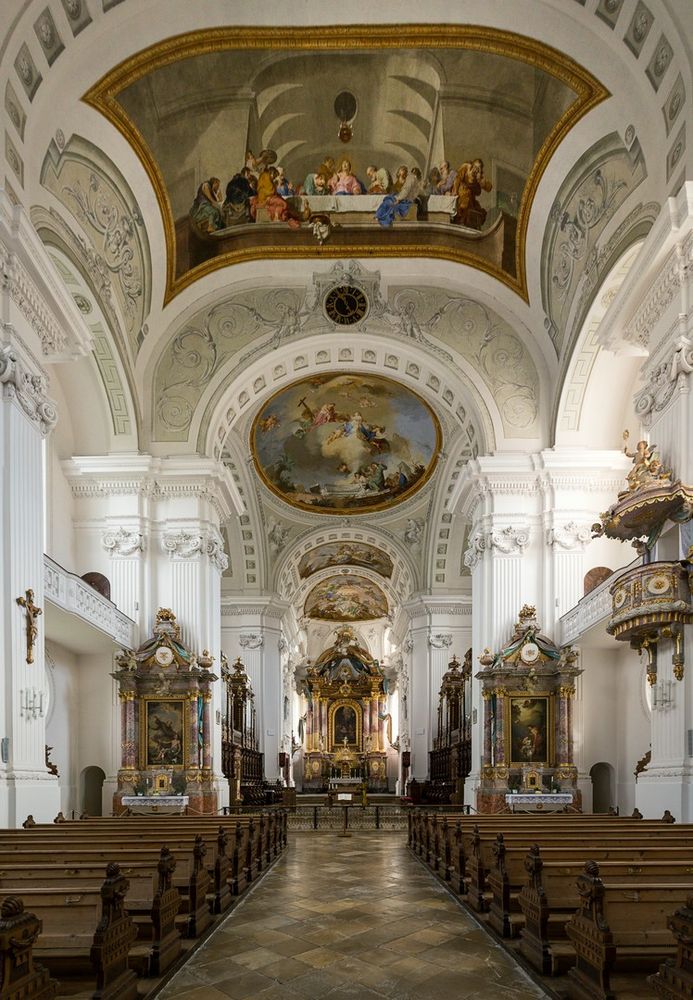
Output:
left=251, top=372, right=440, bottom=515
left=304, top=575, right=388, bottom=622
left=84, top=26, right=608, bottom=301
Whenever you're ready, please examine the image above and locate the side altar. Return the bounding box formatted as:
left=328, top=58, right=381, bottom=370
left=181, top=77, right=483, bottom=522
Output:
left=476, top=605, right=582, bottom=814
left=112, top=608, right=218, bottom=814
left=301, top=626, right=390, bottom=792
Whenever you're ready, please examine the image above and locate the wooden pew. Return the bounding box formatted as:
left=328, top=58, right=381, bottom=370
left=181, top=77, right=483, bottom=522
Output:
left=5, top=862, right=140, bottom=1000
left=648, top=894, right=693, bottom=998
left=0, top=895, right=58, bottom=999
left=564, top=861, right=689, bottom=999
left=517, top=844, right=693, bottom=976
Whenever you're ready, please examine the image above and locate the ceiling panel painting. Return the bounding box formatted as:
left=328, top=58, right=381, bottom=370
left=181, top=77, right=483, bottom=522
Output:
left=298, top=542, right=394, bottom=579
left=251, top=372, right=441, bottom=515
left=305, top=574, right=388, bottom=621
left=85, top=26, right=608, bottom=302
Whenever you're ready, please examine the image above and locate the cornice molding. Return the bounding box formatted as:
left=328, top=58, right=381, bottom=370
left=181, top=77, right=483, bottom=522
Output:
left=623, top=231, right=693, bottom=350
left=0, top=191, right=92, bottom=360
left=62, top=455, right=241, bottom=521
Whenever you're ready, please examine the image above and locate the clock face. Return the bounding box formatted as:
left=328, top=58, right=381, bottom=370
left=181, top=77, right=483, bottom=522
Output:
left=324, top=284, right=368, bottom=325
left=520, top=642, right=539, bottom=665
left=155, top=646, right=174, bottom=667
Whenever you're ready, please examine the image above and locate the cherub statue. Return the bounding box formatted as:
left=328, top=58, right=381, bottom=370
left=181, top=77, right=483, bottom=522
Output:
left=620, top=430, right=672, bottom=497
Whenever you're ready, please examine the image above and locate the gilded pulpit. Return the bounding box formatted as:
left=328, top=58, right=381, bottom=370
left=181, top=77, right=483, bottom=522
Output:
left=476, top=605, right=582, bottom=813
left=112, top=608, right=218, bottom=814
left=302, top=626, right=389, bottom=791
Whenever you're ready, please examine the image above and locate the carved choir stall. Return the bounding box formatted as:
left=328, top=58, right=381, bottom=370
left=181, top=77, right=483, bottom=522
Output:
left=476, top=605, right=582, bottom=813
left=301, top=626, right=390, bottom=792
left=112, top=608, right=218, bottom=814
left=426, top=651, right=472, bottom=803
left=220, top=654, right=265, bottom=805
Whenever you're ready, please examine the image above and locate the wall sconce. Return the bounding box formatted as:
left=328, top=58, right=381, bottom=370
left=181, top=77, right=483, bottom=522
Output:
left=652, top=680, right=673, bottom=710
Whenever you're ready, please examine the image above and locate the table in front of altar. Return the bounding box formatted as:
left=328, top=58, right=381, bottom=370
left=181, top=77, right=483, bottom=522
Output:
left=121, top=795, right=189, bottom=815
left=505, top=793, right=573, bottom=813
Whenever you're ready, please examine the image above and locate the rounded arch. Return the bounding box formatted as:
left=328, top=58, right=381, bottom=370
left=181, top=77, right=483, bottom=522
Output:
left=202, top=333, right=496, bottom=464
left=553, top=237, right=652, bottom=449
left=294, top=565, right=398, bottom=623
left=276, top=524, right=419, bottom=604
left=590, top=761, right=615, bottom=814
left=80, top=765, right=106, bottom=817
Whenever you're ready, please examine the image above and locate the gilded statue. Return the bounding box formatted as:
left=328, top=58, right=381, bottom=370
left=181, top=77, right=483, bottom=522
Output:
left=619, top=430, right=672, bottom=498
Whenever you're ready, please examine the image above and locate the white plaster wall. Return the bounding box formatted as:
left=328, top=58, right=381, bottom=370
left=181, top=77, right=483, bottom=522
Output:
left=45, top=444, right=76, bottom=571
left=45, top=645, right=118, bottom=817
left=45, top=641, right=79, bottom=816
left=77, top=653, right=119, bottom=817
left=578, top=643, right=650, bottom=814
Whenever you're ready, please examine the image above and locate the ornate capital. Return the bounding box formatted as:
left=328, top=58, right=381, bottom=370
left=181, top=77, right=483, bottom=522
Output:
left=548, top=521, right=592, bottom=550
left=463, top=530, right=487, bottom=569
left=240, top=633, right=263, bottom=649
left=102, top=527, right=144, bottom=557
left=162, top=529, right=228, bottom=572
left=489, top=525, right=530, bottom=554
left=0, top=345, right=57, bottom=434
left=635, top=335, right=693, bottom=425
left=428, top=632, right=452, bottom=649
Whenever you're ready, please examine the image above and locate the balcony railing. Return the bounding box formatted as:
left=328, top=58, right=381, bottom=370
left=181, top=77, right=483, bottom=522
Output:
left=44, top=555, right=135, bottom=649
left=559, top=563, right=634, bottom=646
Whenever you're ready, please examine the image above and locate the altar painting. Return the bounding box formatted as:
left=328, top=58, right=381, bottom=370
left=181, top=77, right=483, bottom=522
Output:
left=305, top=575, right=388, bottom=622
left=330, top=702, right=361, bottom=749
left=508, top=696, right=550, bottom=766
left=84, top=28, right=605, bottom=300
left=251, top=373, right=440, bottom=514
left=298, top=542, right=393, bottom=579
left=142, top=699, right=186, bottom=768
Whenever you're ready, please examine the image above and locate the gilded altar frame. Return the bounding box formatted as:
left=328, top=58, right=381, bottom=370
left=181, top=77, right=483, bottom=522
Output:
left=139, top=696, right=189, bottom=770
left=504, top=692, right=554, bottom=768
left=328, top=699, right=363, bottom=752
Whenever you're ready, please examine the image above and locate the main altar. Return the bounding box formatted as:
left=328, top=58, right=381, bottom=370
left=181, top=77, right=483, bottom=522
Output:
left=112, top=608, right=218, bottom=814
left=301, top=626, right=390, bottom=792
left=476, top=605, right=582, bottom=813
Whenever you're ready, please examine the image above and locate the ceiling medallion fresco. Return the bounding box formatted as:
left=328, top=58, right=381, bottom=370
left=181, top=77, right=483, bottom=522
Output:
left=251, top=372, right=441, bottom=515
left=298, top=542, right=394, bottom=579
left=84, top=26, right=608, bottom=303
left=304, top=574, right=388, bottom=621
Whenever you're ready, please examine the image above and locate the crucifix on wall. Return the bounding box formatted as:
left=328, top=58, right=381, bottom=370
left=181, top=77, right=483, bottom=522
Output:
left=16, top=589, right=42, bottom=665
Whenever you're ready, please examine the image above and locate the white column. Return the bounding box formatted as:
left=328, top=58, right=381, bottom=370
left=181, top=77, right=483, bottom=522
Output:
left=401, top=598, right=471, bottom=781
left=0, top=341, right=60, bottom=825
left=220, top=599, right=290, bottom=784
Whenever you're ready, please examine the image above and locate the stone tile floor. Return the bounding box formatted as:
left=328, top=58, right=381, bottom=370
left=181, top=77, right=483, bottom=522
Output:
left=158, top=832, right=549, bottom=999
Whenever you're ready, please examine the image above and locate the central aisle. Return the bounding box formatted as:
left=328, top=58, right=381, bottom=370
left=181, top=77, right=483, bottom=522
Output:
left=159, top=832, right=548, bottom=999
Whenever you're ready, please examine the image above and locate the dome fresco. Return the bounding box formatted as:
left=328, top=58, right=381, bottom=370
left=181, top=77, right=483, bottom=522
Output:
left=251, top=372, right=441, bottom=514
left=304, top=575, right=389, bottom=621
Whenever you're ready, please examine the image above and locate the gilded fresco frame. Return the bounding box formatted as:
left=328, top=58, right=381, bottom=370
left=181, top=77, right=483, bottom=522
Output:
left=505, top=692, right=554, bottom=768
left=329, top=699, right=363, bottom=751
left=139, top=696, right=188, bottom=770
left=250, top=371, right=442, bottom=516
left=83, top=25, right=610, bottom=305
